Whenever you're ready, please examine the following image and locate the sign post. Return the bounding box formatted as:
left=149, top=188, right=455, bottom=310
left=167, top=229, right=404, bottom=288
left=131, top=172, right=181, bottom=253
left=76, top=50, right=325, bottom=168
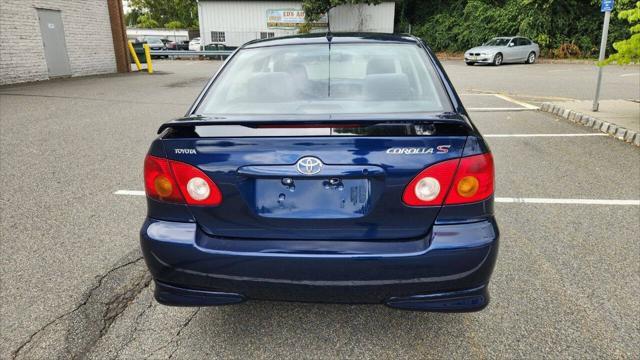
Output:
left=593, top=0, right=614, bottom=111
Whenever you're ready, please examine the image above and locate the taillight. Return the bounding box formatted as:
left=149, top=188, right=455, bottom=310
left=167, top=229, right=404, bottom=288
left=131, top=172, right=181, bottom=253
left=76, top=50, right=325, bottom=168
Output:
left=402, top=153, right=494, bottom=207
left=144, top=155, right=184, bottom=203
left=169, top=160, right=222, bottom=206
left=402, top=158, right=459, bottom=206
left=143, top=155, right=222, bottom=206
left=445, top=153, right=494, bottom=204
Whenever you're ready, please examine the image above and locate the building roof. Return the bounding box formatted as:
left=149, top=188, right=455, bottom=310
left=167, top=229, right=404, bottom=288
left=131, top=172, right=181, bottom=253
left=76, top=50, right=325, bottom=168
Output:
left=242, top=32, right=418, bottom=49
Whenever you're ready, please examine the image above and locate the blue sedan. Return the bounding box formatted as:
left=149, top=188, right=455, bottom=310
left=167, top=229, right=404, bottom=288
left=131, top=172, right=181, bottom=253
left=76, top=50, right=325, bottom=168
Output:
left=140, top=33, right=499, bottom=312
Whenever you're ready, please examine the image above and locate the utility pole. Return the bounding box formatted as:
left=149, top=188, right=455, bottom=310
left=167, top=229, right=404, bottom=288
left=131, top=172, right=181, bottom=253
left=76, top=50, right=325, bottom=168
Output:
left=593, top=0, right=615, bottom=111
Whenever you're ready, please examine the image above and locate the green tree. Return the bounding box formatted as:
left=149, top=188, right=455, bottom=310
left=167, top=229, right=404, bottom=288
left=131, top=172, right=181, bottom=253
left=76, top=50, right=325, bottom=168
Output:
left=136, top=14, right=159, bottom=28
left=165, top=20, right=185, bottom=29
left=400, top=0, right=637, bottom=57
left=128, top=0, right=198, bottom=28
left=302, top=0, right=382, bottom=22
left=603, top=1, right=640, bottom=64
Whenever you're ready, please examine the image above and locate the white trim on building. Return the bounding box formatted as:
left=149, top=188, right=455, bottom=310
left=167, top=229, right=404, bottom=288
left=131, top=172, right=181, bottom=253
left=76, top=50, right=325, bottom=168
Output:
left=126, top=28, right=190, bottom=42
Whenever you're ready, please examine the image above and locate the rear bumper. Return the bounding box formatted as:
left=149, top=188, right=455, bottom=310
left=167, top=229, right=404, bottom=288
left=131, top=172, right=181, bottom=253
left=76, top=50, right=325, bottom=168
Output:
left=140, top=218, right=499, bottom=311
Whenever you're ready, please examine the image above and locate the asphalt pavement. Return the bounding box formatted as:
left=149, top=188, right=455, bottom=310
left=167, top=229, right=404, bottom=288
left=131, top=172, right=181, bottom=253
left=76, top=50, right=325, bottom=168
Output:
left=1, top=59, right=639, bottom=359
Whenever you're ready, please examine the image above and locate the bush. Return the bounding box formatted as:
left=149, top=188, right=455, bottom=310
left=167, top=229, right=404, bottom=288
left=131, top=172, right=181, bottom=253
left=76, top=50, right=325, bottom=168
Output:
left=402, top=0, right=639, bottom=58
left=553, top=43, right=582, bottom=58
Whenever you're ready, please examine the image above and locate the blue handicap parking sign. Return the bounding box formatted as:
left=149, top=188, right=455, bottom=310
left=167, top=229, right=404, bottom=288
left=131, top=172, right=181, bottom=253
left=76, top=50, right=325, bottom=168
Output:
left=601, top=0, right=614, bottom=12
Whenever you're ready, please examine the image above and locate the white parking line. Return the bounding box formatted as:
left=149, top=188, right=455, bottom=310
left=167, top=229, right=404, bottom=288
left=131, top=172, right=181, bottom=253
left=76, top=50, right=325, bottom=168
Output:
left=495, top=197, right=640, bottom=206
left=492, top=94, right=540, bottom=110
left=114, top=190, right=145, bottom=196
left=462, top=93, right=540, bottom=112
left=114, top=190, right=639, bottom=206
left=484, top=133, right=607, bottom=137
left=620, top=73, right=639, bottom=77
left=467, top=107, right=535, bottom=112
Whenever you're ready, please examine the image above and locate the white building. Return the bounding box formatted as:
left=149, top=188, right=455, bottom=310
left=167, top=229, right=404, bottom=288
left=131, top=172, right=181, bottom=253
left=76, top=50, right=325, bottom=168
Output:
left=126, top=28, right=191, bottom=42
left=0, top=0, right=128, bottom=86
left=197, top=0, right=396, bottom=48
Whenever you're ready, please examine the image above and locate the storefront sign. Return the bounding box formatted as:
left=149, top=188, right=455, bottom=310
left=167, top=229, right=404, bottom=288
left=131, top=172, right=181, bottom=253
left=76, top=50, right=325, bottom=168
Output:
left=267, top=9, right=327, bottom=29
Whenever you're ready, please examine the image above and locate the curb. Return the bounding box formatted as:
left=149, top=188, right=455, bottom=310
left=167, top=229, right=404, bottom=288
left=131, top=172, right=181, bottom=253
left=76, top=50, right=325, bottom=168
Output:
left=540, top=102, right=640, bottom=147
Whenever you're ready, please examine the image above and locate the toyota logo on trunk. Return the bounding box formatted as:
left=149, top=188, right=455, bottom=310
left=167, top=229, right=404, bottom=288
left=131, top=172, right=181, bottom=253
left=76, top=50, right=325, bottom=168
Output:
left=296, top=157, right=323, bottom=175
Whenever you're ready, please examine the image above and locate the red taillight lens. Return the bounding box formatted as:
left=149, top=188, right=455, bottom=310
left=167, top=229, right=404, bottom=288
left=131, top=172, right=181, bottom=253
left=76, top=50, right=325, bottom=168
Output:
left=402, top=153, right=494, bottom=207
left=169, top=160, right=222, bottom=206
left=143, top=155, right=222, bottom=206
left=402, top=158, right=460, bottom=206
left=445, top=153, right=494, bottom=204
left=144, top=155, right=184, bottom=203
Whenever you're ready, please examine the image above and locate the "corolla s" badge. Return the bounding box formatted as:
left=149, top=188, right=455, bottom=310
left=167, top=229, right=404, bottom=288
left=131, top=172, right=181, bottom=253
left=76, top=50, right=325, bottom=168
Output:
left=386, top=145, right=451, bottom=155
left=296, top=157, right=323, bottom=175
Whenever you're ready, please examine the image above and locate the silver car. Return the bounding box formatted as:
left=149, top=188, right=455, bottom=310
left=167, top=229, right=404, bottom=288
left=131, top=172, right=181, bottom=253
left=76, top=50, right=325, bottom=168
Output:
left=465, top=37, right=540, bottom=66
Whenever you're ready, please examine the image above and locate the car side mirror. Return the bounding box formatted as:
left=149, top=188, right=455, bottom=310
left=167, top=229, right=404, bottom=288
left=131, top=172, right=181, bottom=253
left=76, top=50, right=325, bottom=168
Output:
left=509, top=43, right=515, bottom=47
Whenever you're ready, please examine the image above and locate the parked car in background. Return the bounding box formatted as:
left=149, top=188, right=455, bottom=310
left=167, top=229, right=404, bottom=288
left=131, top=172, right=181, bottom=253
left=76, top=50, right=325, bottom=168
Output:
left=465, top=37, right=539, bottom=66
left=189, top=37, right=201, bottom=51
left=167, top=40, right=190, bottom=51
left=143, top=37, right=166, bottom=51
left=143, top=36, right=167, bottom=58
left=203, top=43, right=235, bottom=59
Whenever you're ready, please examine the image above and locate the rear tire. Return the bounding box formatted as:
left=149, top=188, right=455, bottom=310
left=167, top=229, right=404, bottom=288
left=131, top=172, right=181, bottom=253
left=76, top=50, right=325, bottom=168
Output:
left=526, top=52, right=536, bottom=64
left=493, top=53, right=503, bottom=66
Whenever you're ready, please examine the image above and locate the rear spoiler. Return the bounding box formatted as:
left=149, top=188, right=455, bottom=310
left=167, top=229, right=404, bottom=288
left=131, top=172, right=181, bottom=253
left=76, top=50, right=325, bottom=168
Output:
left=157, top=114, right=471, bottom=134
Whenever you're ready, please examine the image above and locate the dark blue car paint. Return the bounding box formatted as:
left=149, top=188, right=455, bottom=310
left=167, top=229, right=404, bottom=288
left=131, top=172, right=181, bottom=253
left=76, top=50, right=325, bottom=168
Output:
left=141, top=214, right=498, bottom=309
left=141, top=33, right=499, bottom=311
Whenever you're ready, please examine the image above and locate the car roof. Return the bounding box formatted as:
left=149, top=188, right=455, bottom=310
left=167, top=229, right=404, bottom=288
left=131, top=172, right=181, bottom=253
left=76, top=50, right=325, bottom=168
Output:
left=242, top=32, right=420, bottom=49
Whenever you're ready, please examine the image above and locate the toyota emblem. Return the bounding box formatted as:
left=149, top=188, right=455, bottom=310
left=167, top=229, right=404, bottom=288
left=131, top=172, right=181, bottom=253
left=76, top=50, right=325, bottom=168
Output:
left=296, top=157, right=323, bottom=175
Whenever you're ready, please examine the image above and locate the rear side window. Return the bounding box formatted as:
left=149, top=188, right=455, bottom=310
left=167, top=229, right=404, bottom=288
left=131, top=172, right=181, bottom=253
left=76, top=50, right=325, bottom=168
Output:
left=196, top=43, right=452, bottom=115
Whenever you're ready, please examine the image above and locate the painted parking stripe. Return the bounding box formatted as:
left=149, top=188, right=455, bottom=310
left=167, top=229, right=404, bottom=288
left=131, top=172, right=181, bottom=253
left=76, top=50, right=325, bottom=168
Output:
left=492, top=94, right=539, bottom=110
left=467, top=107, right=536, bottom=112
left=484, top=133, right=608, bottom=138
left=114, top=190, right=145, bottom=196
left=114, top=190, right=639, bottom=206
left=495, top=197, right=640, bottom=206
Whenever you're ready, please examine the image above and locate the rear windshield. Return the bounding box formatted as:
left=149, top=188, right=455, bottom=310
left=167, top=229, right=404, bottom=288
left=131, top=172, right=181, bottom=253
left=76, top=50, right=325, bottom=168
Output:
left=196, top=43, right=452, bottom=115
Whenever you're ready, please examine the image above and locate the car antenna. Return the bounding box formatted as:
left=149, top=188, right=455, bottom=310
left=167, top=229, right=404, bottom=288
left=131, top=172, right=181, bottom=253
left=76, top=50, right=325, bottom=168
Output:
left=326, top=8, right=332, bottom=98
left=326, top=7, right=332, bottom=41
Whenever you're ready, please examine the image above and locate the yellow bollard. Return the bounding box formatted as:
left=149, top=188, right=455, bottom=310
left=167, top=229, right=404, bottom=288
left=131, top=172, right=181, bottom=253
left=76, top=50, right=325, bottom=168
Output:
left=128, top=41, right=142, bottom=71
left=143, top=44, right=153, bottom=74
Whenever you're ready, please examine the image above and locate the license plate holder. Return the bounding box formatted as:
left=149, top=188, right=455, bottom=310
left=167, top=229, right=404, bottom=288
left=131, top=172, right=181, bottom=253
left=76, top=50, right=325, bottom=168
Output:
left=254, top=178, right=371, bottom=219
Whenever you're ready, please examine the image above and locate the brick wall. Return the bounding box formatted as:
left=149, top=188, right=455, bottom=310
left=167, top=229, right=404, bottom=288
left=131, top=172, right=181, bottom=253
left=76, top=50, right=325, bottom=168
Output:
left=0, top=1, right=117, bottom=85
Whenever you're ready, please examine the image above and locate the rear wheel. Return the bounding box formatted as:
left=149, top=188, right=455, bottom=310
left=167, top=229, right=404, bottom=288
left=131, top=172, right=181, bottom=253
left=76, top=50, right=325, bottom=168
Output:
left=493, top=53, right=503, bottom=66
left=526, top=52, right=536, bottom=64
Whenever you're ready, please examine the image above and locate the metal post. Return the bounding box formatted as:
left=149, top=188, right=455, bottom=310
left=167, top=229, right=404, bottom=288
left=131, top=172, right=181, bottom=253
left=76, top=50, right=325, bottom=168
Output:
left=128, top=41, right=142, bottom=71
left=592, top=10, right=611, bottom=111
left=143, top=44, right=153, bottom=74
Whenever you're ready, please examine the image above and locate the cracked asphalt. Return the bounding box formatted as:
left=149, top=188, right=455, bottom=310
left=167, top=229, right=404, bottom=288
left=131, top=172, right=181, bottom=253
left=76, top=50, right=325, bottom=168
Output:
left=1, top=60, right=639, bottom=359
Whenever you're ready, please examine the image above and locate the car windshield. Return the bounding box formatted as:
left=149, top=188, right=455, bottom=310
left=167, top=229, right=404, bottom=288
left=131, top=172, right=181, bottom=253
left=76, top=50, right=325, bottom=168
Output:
left=146, top=37, right=163, bottom=45
left=484, top=38, right=511, bottom=46
left=196, top=43, right=451, bottom=115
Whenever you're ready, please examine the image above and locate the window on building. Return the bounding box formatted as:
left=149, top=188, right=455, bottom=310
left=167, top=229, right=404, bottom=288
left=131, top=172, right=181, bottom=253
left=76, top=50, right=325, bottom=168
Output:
left=260, top=32, right=275, bottom=40
left=211, top=31, right=225, bottom=43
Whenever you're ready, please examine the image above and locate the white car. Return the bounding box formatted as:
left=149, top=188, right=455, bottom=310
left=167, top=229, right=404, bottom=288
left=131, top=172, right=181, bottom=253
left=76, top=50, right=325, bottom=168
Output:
left=188, top=38, right=201, bottom=51
left=465, top=37, right=540, bottom=66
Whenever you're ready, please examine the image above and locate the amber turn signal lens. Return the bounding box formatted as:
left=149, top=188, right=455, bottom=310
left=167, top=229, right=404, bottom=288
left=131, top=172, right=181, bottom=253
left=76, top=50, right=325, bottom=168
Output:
left=457, top=176, right=479, bottom=198
left=154, top=175, right=173, bottom=197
